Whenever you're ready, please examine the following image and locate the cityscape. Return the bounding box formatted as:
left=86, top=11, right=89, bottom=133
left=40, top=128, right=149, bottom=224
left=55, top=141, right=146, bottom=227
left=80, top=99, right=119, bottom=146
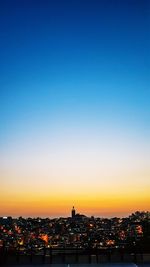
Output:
left=0, top=208, right=150, bottom=253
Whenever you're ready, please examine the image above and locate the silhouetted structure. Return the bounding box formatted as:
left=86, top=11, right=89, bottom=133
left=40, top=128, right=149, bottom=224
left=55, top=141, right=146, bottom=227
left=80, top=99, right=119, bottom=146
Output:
left=71, top=206, right=76, bottom=218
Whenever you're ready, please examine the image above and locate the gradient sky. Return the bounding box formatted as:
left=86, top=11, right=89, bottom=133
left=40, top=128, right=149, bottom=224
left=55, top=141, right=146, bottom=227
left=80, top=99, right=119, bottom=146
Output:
left=0, top=0, right=150, bottom=218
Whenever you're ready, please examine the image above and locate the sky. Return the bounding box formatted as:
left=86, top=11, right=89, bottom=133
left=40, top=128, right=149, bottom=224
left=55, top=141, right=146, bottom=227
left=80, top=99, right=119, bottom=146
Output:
left=0, top=0, right=150, bottom=218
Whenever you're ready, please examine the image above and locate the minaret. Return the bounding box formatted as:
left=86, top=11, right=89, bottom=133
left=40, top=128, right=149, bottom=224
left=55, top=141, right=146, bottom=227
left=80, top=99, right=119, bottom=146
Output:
left=71, top=206, right=76, bottom=218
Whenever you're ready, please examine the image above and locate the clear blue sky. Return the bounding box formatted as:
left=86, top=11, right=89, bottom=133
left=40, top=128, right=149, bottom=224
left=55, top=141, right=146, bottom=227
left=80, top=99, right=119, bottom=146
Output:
left=0, top=0, right=149, bottom=137
left=0, top=0, right=150, bottom=217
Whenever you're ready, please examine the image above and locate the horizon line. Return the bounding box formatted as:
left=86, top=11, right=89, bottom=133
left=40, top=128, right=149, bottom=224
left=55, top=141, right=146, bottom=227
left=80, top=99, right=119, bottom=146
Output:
left=1, top=210, right=149, bottom=220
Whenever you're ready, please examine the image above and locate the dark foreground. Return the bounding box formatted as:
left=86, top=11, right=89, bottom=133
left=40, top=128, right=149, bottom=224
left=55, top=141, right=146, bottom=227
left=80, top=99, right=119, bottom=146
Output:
left=1, top=246, right=150, bottom=266
left=1, top=263, right=150, bottom=267
left=0, top=253, right=150, bottom=266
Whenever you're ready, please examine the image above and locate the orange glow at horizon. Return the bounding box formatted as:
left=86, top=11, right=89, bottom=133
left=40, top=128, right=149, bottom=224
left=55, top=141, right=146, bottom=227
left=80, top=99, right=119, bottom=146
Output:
left=1, top=125, right=150, bottom=218
left=0, top=187, right=149, bottom=218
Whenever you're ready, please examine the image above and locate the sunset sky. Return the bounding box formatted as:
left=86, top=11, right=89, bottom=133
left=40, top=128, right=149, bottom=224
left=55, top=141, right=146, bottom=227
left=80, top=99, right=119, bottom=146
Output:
left=0, top=0, right=150, bottom=218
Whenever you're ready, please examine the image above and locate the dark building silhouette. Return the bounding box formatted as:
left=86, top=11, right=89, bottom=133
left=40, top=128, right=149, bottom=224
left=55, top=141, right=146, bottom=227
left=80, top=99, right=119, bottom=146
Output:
left=71, top=206, right=76, bottom=218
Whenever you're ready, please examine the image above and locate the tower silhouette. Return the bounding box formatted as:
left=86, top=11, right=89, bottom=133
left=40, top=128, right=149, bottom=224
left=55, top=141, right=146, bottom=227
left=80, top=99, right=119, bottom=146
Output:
left=71, top=206, right=76, bottom=218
